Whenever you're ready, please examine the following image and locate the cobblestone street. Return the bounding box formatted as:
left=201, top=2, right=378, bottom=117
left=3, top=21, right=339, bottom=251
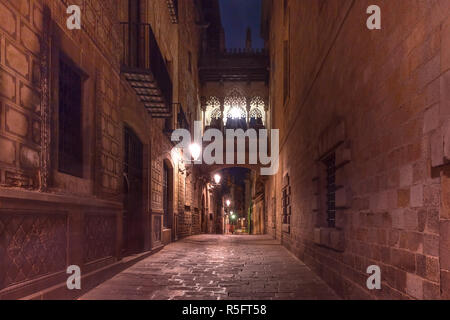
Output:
left=80, top=235, right=339, bottom=300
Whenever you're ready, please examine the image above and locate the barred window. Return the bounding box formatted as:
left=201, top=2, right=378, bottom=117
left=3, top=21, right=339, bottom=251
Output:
left=188, top=51, right=192, bottom=73
left=282, top=174, right=291, bottom=232
left=58, top=57, right=83, bottom=177
left=324, top=153, right=336, bottom=228
left=283, top=40, right=290, bottom=104
left=163, top=162, right=169, bottom=228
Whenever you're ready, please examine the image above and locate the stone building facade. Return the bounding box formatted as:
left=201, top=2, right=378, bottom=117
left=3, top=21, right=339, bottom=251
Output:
left=2, top=0, right=448, bottom=302
left=0, top=0, right=207, bottom=299
left=263, top=0, right=450, bottom=299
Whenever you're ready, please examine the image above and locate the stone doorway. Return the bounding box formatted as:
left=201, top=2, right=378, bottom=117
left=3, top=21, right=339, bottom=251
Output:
left=201, top=194, right=207, bottom=233
left=123, top=126, right=144, bottom=254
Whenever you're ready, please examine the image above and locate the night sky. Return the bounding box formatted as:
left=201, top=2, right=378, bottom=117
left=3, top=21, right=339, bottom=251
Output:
left=218, top=0, right=264, bottom=49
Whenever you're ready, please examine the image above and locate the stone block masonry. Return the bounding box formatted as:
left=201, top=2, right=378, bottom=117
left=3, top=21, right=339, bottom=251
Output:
left=0, top=0, right=204, bottom=299
left=264, top=0, right=450, bottom=299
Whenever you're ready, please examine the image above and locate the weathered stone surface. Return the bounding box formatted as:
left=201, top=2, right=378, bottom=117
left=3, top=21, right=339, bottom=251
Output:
left=410, top=184, right=424, bottom=208
left=400, top=165, right=413, bottom=187
left=0, top=137, right=16, bottom=165
left=441, top=70, right=450, bottom=117
left=20, top=23, right=40, bottom=55
left=5, top=107, right=28, bottom=137
left=0, top=68, right=16, bottom=101
left=431, top=128, right=444, bottom=167
left=406, top=273, right=423, bottom=300
left=0, top=2, right=16, bottom=37
left=19, top=145, right=39, bottom=169
left=442, top=19, right=450, bottom=72
left=80, top=235, right=340, bottom=300
left=20, top=82, right=40, bottom=113
left=441, top=221, right=450, bottom=271
left=5, top=42, right=29, bottom=78
left=423, top=105, right=439, bottom=134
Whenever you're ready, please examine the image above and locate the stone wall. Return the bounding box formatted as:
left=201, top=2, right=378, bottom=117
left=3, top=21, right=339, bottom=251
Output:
left=0, top=0, right=44, bottom=189
left=0, top=0, right=204, bottom=299
left=266, top=0, right=450, bottom=299
left=145, top=0, right=203, bottom=241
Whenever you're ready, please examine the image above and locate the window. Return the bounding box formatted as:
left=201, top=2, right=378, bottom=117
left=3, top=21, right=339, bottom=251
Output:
left=271, top=196, right=276, bottom=228
left=58, top=57, right=83, bottom=177
left=283, top=40, right=290, bottom=105
left=283, top=0, right=288, bottom=25
left=282, top=174, right=291, bottom=232
left=324, top=153, right=336, bottom=228
left=163, top=162, right=169, bottom=228
left=249, top=96, right=266, bottom=126
left=123, top=126, right=144, bottom=252
left=188, top=51, right=192, bottom=73
left=283, top=1, right=290, bottom=106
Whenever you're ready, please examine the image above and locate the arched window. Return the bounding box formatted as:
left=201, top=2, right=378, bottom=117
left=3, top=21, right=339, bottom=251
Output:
left=225, top=104, right=247, bottom=119
left=205, top=96, right=221, bottom=126
left=210, top=108, right=222, bottom=119
left=223, top=91, right=247, bottom=124
left=249, top=96, right=266, bottom=126
left=249, top=108, right=263, bottom=119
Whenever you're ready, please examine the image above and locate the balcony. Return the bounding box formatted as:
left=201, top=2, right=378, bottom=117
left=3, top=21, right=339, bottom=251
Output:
left=120, top=22, right=173, bottom=118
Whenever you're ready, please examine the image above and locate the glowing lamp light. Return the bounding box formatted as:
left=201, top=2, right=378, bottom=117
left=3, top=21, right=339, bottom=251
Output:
left=189, top=143, right=201, bottom=161
left=231, top=214, right=236, bottom=220
left=214, top=174, right=222, bottom=184
left=230, top=107, right=241, bottom=119
left=226, top=199, right=231, bottom=207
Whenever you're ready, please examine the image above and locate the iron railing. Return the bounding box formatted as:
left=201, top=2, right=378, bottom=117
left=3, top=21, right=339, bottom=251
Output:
left=120, top=22, right=173, bottom=107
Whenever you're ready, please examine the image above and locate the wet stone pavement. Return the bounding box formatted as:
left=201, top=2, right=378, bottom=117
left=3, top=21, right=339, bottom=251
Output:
left=80, top=235, right=339, bottom=300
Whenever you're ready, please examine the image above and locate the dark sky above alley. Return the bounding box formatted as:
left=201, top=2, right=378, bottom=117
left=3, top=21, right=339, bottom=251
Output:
left=218, top=0, right=265, bottom=49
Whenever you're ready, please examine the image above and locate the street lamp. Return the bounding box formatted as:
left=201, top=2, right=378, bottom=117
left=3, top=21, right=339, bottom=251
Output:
left=226, top=199, right=231, bottom=207
left=214, top=174, right=221, bottom=184
left=189, top=143, right=201, bottom=161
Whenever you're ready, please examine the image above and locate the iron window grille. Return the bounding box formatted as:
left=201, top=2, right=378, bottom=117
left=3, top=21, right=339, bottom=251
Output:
left=282, top=174, right=291, bottom=227
left=163, top=162, right=169, bottom=228
left=58, top=57, right=83, bottom=177
left=283, top=40, right=290, bottom=105
left=324, top=153, right=336, bottom=228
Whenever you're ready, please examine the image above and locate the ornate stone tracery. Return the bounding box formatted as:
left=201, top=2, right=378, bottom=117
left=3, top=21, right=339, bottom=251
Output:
left=249, top=96, right=266, bottom=125
left=222, top=90, right=247, bottom=128
left=210, top=108, right=222, bottom=120
left=249, top=108, right=263, bottom=119
left=205, top=96, right=222, bottom=126
left=204, top=92, right=266, bottom=127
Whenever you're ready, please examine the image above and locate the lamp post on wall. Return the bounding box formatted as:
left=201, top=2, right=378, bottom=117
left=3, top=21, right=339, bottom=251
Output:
left=189, top=143, right=201, bottom=162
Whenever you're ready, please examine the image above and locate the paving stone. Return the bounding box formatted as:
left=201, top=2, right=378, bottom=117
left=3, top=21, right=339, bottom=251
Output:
left=80, top=235, right=340, bottom=300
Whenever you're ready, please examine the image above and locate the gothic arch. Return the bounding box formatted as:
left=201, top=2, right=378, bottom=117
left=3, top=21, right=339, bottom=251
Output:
left=205, top=96, right=221, bottom=126
left=249, top=96, right=266, bottom=125
left=223, top=89, right=247, bottom=123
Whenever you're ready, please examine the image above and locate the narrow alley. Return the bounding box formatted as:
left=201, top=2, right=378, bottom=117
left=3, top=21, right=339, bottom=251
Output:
left=80, top=235, right=338, bottom=300
left=1, top=0, right=450, bottom=302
